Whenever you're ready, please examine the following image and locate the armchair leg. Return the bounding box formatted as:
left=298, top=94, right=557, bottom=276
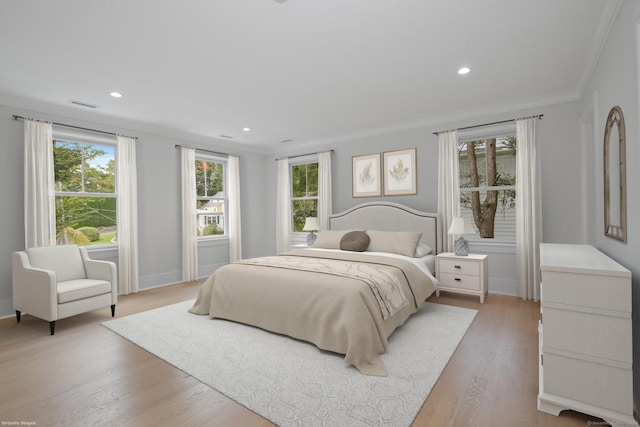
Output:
left=49, top=321, right=55, bottom=336
left=111, top=304, right=116, bottom=317
left=16, top=310, right=21, bottom=323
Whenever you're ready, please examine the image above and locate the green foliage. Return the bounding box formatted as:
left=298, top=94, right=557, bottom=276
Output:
left=291, top=163, right=318, bottom=197
left=196, top=160, right=224, bottom=197
left=53, top=140, right=114, bottom=193
left=202, top=223, right=224, bottom=236
left=78, top=226, right=100, bottom=242
left=59, top=227, right=91, bottom=246
left=55, top=196, right=116, bottom=234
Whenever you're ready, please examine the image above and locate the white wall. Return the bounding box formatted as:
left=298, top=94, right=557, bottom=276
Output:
left=578, top=0, right=640, bottom=413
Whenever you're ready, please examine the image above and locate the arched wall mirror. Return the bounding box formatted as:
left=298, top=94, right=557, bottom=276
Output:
left=603, top=105, right=627, bottom=243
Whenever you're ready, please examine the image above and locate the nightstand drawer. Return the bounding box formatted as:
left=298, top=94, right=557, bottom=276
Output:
left=439, top=272, right=481, bottom=290
left=438, top=259, right=480, bottom=276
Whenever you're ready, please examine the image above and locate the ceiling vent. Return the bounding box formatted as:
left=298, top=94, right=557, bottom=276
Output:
left=280, top=139, right=294, bottom=143
left=218, top=134, right=234, bottom=139
left=69, top=100, right=98, bottom=109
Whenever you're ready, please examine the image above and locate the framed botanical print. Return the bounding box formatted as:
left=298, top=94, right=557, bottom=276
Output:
left=352, top=153, right=381, bottom=197
left=383, top=148, right=417, bottom=196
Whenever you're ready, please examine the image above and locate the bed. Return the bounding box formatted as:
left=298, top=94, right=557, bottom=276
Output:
left=189, top=202, right=441, bottom=376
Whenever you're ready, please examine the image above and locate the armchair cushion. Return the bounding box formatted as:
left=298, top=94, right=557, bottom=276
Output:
left=57, top=279, right=113, bottom=304
left=26, top=245, right=86, bottom=282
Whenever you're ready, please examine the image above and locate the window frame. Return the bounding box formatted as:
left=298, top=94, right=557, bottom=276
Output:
left=457, top=125, right=517, bottom=243
left=52, top=130, right=118, bottom=248
left=290, top=156, right=319, bottom=235
left=195, top=153, right=228, bottom=240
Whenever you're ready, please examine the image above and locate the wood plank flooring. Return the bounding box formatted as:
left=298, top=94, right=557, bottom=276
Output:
left=0, top=283, right=611, bottom=426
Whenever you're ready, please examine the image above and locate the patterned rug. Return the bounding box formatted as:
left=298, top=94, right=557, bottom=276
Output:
left=103, top=300, right=477, bottom=426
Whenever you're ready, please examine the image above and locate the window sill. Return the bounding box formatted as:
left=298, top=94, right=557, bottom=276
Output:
left=198, top=237, right=229, bottom=248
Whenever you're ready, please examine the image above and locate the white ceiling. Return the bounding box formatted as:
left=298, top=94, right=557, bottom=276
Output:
left=0, top=0, right=619, bottom=149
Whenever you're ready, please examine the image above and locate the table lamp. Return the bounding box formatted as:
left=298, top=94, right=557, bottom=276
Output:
left=302, top=217, right=320, bottom=245
left=448, top=217, right=476, bottom=256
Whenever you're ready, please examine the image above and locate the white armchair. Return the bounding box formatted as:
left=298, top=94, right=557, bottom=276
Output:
left=12, top=244, right=118, bottom=335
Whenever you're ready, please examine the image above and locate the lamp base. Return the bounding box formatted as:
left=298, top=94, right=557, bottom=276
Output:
left=454, top=236, right=469, bottom=256
left=307, top=232, right=317, bottom=246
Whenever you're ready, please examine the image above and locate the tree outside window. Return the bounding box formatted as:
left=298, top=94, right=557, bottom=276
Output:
left=458, top=136, right=516, bottom=240
left=291, top=162, right=318, bottom=232
left=195, top=159, right=226, bottom=237
left=53, top=139, right=117, bottom=245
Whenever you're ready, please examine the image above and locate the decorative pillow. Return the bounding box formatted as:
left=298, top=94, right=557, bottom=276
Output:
left=366, top=230, right=423, bottom=257
left=340, top=231, right=370, bottom=252
left=312, top=230, right=360, bottom=249
left=414, top=242, right=433, bottom=257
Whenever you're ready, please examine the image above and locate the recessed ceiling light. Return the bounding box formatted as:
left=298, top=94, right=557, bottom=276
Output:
left=110, top=92, right=123, bottom=98
left=457, top=67, right=470, bottom=75
left=242, top=127, right=251, bottom=132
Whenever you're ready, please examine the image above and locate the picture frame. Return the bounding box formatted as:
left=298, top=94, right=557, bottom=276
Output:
left=383, top=148, right=417, bottom=196
left=352, top=153, right=381, bottom=197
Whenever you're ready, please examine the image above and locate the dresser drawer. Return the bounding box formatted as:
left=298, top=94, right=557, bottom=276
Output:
left=543, top=307, right=631, bottom=363
left=438, top=259, right=480, bottom=276
left=543, top=352, right=632, bottom=415
left=439, top=272, right=480, bottom=290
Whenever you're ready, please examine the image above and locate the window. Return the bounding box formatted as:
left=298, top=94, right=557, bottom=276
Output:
left=458, top=136, right=516, bottom=241
left=196, top=157, right=227, bottom=238
left=53, top=137, right=117, bottom=246
left=291, top=161, right=318, bottom=232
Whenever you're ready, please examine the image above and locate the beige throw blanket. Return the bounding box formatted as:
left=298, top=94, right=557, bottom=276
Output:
left=190, top=249, right=436, bottom=376
left=236, top=255, right=409, bottom=319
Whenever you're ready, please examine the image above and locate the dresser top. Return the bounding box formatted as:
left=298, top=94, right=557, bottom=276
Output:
left=540, top=243, right=630, bottom=277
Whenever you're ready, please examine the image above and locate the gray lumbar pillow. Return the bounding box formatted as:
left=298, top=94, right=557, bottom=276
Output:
left=340, top=230, right=370, bottom=252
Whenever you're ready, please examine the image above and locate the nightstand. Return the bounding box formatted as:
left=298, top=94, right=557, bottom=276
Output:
left=435, top=252, right=488, bottom=303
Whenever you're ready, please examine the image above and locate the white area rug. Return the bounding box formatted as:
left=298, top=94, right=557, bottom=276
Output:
left=103, top=300, right=477, bottom=427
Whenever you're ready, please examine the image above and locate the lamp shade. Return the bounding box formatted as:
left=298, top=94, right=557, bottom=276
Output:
left=448, top=217, right=475, bottom=235
left=302, top=217, right=320, bottom=232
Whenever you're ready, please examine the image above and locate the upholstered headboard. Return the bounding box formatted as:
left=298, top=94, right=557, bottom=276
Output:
left=328, top=202, right=442, bottom=254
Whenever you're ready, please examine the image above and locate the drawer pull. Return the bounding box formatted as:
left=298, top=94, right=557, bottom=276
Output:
left=454, top=265, right=461, bottom=269
left=454, top=278, right=461, bottom=281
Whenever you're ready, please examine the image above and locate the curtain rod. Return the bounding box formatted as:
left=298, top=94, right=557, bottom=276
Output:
left=432, top=114, right=543, bottom=136
left=12, top=114, right=139, bottom=140
left=274, top=149, right=334, bottom=161
left=174, top=144, right=236, bottom=158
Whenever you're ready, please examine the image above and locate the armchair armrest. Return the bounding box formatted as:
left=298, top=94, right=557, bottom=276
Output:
left=80, top=248, right=118, bottom=301
left=12, top=251, right=58, bottom=321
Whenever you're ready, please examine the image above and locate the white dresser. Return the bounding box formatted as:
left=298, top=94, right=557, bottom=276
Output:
left=538, top=243, right=633, bottom=425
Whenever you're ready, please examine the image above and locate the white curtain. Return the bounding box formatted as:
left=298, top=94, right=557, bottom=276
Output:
left=181, top=147, right=198, bottom=282
left=318, top=151, right=332, bottom=231
left=228, top=155, right=242, bottom=262
left=437, top=130, right=460, bottom=252
left=276, top=158, right=291, bottom=253
left=24, top=120, right=55, bottom=248
left=516, top=117, right=542, bottom=301
left=116, top=136, right=139, bottom=294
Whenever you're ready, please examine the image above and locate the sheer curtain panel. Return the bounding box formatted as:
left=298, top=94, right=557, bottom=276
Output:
left=318, top=151, right=333, bottom=231
left=228, top=155, right=242, bottom=262
left=276, top=158, right=291, bottom=253
left=516, top=117, right=542, bottom=301
left=181, top=147, right=198, bottom=282
left=116, top=136, right=139, bottom=294
left=437, top=130, right=460, bottom=252
left=24, top=120, right=55, bottom=248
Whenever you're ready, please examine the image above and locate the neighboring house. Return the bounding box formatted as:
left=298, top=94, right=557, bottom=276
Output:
left=197, top=193, right=225, bottom=234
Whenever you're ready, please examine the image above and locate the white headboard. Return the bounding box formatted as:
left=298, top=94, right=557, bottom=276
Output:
left=329, top=202, right=442, bottom=254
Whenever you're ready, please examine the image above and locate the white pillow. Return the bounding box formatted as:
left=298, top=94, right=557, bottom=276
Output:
left=414, top=242, right=433, bottom=257
left=366, top=230, right=423, bottom=257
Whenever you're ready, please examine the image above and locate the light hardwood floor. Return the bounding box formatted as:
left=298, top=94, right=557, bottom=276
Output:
left=0, top=283, right=612, bottom=426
